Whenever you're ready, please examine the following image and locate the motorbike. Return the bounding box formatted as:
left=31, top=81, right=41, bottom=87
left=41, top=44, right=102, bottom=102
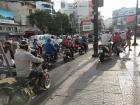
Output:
left=78, top=45, right=85, bottom=55
left=42, top=54, right=57, bottom=69
left=0, top=62, right=51, bottom=105
left=112, top=42, right=123, bottom=56
left=98, top=44, right=111, bottom=62
left=74, top=44, right=79, bottom=52
left=63, top=48, right=73, bottom=63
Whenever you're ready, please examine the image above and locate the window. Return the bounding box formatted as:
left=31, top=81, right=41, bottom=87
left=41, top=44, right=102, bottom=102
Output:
left=15, top=27, right=17, bottom=32
left=42, top=4, right=51, bottom=8
left=0, top=26, right=2, bottom=30
left=29, top=9, right=32, bottom=14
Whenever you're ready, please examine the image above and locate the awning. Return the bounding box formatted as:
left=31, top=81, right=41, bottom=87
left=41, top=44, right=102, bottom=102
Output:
left=0, top=32, right=11, bottom=36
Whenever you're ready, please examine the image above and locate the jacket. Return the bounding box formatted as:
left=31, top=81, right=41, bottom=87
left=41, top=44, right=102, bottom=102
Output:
left=15, top=49, right=44, bottom=77
left=45, top=41, right=57, bottom=55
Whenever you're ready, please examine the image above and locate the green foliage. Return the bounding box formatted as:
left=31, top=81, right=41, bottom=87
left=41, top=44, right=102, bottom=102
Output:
left=28, top=10, right=72, bottom=35
left=28, top=10, right=52, bottom=33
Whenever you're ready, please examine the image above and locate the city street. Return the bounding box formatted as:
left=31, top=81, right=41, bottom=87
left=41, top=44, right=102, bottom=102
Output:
left=29, top=40, right=140, bottom=105
left=0, top=0, right=140, bottom=105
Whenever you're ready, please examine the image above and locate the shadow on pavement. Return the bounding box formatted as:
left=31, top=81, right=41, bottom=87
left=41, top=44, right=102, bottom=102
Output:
left=61, top=57, right=118, bottom=105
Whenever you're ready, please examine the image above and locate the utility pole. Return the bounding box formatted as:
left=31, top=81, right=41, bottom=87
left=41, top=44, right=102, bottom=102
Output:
left=133, top=0, right=139, bottom=46
left=92, top=0, right=99, bottom=57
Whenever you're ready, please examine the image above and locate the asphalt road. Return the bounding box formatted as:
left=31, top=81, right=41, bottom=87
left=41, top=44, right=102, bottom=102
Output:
left=28, top=44, right=94, bottom=105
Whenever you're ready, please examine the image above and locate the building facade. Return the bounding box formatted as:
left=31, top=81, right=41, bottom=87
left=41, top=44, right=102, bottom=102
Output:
left=36, top=1, right=54, bottom=15
left=60, top=0, right=73, bottom=16
left=104, top=18, right=112, bottom=29
left=0, top=6, right=22, bottom=39
left=73, top=0, right=93, bottom=34
left=0, top=1, right=55, bottom=38
left=113, top=7, right=140, bottom=31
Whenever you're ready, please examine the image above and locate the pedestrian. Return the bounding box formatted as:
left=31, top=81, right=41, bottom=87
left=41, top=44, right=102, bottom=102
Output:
left=120, top=31, right=126, bottom=50
left=3, top=41, right=15, bottom=67
left=11, top=37, right=19, bottom=55
left=125, top=28, right=132, bottom=51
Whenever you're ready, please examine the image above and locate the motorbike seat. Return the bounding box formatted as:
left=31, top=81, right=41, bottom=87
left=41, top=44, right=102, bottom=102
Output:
left=15, top=77, right=30, bottom=87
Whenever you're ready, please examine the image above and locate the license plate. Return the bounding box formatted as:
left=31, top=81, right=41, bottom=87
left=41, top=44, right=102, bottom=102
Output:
left=0, top=95, right=9, bottom=104
left=98, top=49, right=103, bottom=53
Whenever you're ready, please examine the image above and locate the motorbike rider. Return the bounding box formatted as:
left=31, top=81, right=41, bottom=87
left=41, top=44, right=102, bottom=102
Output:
left=44, top=38, right=57, bottom=61
left=14, top=40, right=44, bottom=88
left=63, top=36, right=74, bottom=59
left=101, top=31, right=112, bottom=56
left=74, top=35, right=81, bottom=52
left=112, top=32, right=122, bottom=52
left=80, top=35, right=88, bottom=53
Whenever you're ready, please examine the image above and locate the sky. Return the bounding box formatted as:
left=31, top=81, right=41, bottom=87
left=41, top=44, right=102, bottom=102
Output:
left=52, top=0, right=137, bottom=19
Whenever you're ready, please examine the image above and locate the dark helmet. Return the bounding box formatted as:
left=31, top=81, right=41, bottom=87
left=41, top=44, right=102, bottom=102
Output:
left=19, top=40, right=28, bottom=47
left=4, top=41, right=11, bottom=46
left=19, top=40, right=28, bottom=50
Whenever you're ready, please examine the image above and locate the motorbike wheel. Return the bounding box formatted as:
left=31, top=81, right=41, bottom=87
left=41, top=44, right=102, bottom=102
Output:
left=116, top=51, right=120, bottom=56
left=43, top=75, right=51, bottom=89
left=99, top=54, right=104, bottom=62
left=79, top=50, right=83, bottom=55
left=63, top=57, right=68, bottom=63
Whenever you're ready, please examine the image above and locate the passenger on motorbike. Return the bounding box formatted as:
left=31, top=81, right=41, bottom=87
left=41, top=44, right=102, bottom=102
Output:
left=44, top=38, right=57, bottom=61
left=101, top=31, right=112, bottom=56
left=14, top=40, right=44, bottom=88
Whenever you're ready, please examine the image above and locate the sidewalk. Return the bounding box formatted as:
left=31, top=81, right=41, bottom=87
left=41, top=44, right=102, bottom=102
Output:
left=41, top=39, right=140, bottom=105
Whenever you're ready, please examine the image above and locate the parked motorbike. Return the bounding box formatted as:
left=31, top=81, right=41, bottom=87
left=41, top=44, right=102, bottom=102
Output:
left=98, top=45, right=111, bottom=62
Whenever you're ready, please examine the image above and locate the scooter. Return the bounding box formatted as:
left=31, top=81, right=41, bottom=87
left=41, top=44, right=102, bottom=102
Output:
left=112, top=42, right=123, bottom=56
left=42, top=54, right=57, bottom=69
left=98, top=44, right=111, bottom=62
left=63, top=48, right=73, bottom=63
left=78, top=45, right=85, bottom=55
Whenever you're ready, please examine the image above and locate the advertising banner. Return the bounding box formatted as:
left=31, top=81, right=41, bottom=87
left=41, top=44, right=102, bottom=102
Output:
left=113, top=8, right=136, bottom=18
left=126, top=15, right=136, bottom=24
left=0, top=8, right=15, bottom=24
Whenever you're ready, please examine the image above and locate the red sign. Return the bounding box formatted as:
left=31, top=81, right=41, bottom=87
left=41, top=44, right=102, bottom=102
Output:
left=126, top=16, right=136, bottom=24
left=81, top=20, right=91, bottom=25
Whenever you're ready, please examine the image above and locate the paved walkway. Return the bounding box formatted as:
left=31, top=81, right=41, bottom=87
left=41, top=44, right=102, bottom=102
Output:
left=41, top=39, right=140, bottom=105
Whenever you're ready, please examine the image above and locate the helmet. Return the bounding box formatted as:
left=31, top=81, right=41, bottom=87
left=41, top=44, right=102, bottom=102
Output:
left=105, top=30, right=109, bottom=34
left=67, top=36, right=71, bottom=40
left=4, top=41, right=11, bottom=45
left=47, top=38, right=51, bottom=42
left=19, top=40, right=28, bottom=47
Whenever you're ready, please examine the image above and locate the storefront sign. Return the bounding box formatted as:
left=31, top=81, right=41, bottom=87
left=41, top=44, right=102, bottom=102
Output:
left=0, top=19, right=14, bottom=24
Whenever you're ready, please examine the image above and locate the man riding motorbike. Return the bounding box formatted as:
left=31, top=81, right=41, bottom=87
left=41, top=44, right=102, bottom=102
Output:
left=14, top=40, right=44, bottom=88
left=112, top=32, right=122, bottom=55
left=80, top=35, right=88, bottom=53
left=101, top=31, right=112, bottom=56
left=63, top=36, right=74, bottom=59
left=44, top=38, right=57, bottom=61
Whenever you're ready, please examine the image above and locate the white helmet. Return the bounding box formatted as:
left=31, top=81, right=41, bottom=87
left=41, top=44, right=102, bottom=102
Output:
left=67, top=36, right=71, bottom=39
